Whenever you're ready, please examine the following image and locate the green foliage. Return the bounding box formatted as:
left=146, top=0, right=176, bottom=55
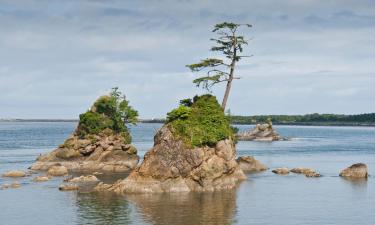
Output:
left=76, top=88, right=138, bottom=143
left=167, top=106, right=192, bottom=121
left=167, top=94, right=234, bottom=147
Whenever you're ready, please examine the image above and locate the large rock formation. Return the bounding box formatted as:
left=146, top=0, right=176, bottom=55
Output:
left=95, top=125, right=246, bottom=193
left=339, top=163, right=368, bottom=178
left=237, top=120, right=285, bottom=141
left=30, top=131, right=139, bottom=173
left=31, top=91, right=139, bottom=173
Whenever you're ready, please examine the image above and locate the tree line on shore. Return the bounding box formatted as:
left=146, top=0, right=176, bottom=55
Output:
left=229, top=113, right=375, bottom=125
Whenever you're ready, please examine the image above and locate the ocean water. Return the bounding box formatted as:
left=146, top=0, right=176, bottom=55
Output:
left=0, top=122, right=374, bottom=225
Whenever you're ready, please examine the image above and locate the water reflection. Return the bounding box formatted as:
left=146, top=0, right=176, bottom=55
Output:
left=76, top=193, right=132, bottom=225
left=340, top=176, right=368, bottom=191
left=126, top=191, right=237, bottom=225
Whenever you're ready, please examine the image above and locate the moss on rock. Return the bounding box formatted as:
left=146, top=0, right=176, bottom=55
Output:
left=166, top=94, right=234, bottom=147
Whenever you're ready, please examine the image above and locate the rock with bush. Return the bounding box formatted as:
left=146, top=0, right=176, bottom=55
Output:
left=95, top=95, right=246, bottom=193
left=31, top=88, right=139, bottom=173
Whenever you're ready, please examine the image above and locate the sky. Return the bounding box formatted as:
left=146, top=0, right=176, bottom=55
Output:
left=0, top=0, right=374, bottom=119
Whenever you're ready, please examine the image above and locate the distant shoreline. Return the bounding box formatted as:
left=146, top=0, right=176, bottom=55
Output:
left=1, top=119, right=374, bottom=127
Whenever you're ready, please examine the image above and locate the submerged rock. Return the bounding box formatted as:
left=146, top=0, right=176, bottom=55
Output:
left=47, top=165, right=68, bottom=176
left=32, top=176, right=50, bottom=182
left=272, top=167, right=289, bottom=175
left=236, top=156, right=268, bottom=172
left=65, top=175, right=99, bottom=183
left=291, top=167, right=321, bottom=177
left=237, top=120, right=285, bottom=141
left=95, top=125, right=246, bottom=193
left=0, top=182, right=21, bottom=189
left=339, top=163, right=368, bottom=178
left=2, top=170, right=26, bottom=178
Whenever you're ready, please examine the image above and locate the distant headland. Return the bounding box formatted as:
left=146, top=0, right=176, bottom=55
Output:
left=1, top=113, right=375, bottom=126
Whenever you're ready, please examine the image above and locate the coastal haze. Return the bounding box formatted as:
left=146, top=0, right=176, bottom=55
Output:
left=1, top=0, right=375, bottom=119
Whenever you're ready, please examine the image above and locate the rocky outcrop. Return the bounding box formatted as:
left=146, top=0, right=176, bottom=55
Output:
left=236, top=156, right=268, bottom=172
left=272, top=167, right=289, bottom=175
left=237, top=121, right=285, bottom=141
left=95, top=125, right=246, bottom=193
left=30, top=131, right=139, bottom=173
left=291, top=167, right=321, bottom=177
left=339, top=163, right=368, bottom=178
left=2, top=170, right=26, bottom=177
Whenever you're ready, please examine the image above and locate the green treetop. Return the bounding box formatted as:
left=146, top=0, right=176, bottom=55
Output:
left=76, top=87, right=138, bottom=143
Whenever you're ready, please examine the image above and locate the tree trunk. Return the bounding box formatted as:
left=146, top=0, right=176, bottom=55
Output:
left=221, top=44, right=237, bottom=110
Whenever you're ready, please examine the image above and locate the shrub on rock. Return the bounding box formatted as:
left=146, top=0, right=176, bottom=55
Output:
left=167, top=94, right=235, bottom=147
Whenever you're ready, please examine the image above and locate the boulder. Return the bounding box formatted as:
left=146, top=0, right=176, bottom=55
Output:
left=47, top=165, right=68, bottom=176
left=94, top=125, right=246, bottom=193
left=236, top=156, right=268, bottom=172
left=65, top=175, right=99, bottom=183
left=339, top=163, right=368, bottom=178
left=32, top=176, right=50, bottom=182
left=237, top=120, right=285, bottom=141
left=272, top=167, right=289, bottom=175
left=59, top=184, right=79, bottom=191
left=2, top=170, right=26, bottom=177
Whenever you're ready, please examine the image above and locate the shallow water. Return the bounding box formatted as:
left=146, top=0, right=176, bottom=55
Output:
left=0, top=122, right=374, bottom=225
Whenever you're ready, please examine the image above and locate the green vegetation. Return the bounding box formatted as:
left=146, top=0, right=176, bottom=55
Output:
left=76, top=88, right=138, bottom=143
left=186, top=22, right=251, bottom=110
left=166, top=94, right=235, bottom=147
left=230, top=113, right=375, bottom=125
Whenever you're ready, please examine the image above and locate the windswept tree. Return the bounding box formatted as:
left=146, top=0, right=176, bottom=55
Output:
left=186, top=22, right=251, bottom=110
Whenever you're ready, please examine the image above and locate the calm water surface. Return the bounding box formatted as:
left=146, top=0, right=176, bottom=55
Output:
left=0, top=122, right=374, bottom=225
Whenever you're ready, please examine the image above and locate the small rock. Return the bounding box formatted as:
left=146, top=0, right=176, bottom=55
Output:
left=272, top=167, right=289, bottom=175
left=93, top=172, right=103, bottom=175
left=59, top=184, right=79, bottom=191
left=65, top=175, right=99, bottom=183
left=339, top=163, right=368, bottom=178
left=2, top=170, right=26, bottom=177
left=47, top=165, right=68, bottom=176
left=33, top=176, right=50, bottom=182
left=305, top=171, right=321, bottom=177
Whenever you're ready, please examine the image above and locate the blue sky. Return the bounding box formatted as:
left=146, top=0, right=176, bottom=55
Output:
left=0, top=0, right=374, bottom=119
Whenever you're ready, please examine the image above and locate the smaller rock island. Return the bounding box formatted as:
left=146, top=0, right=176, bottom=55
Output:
left=237, top=119, right=285, bottom=141
left=31, top=88, right=139, bottom=173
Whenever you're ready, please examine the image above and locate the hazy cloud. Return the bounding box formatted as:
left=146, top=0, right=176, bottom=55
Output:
left=0, top=0, right=374, bottom=118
